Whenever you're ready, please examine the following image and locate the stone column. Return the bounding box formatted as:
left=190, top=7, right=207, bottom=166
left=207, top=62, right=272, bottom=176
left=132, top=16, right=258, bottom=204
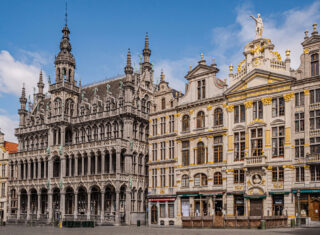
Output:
left=38, top=160, right=41, bottom=179
left=37, top=194, right=41, bottom=219
left=60, top=192, right=65, bottom=219
left=69, top=157, right=72, bottom=176
left=125, top=190, right=131, bottom=224
left=101, top=153, right=105, bottom=174
left=8, top=192, right=12, bottom=218
left=88, top=155, right=91, bottom=175
left=27, top=162, right=31, bottom=179
left=17, top=193, right=21, bottom=219
left=87, top=192, right=91, bottom=220
left=33, top=161, right=36, bottom=179
left=18, top=163, right=21, bottom=180
left=116, top=151, right=121, bottom=174
left=115, top=190, right=120, bottom=225
left=74, top=156, right=78, bottom=176
left=74, top=193, right=78, bottom=219
left=48, top=192, right=53, bottom=221
left=47, top=159, right=51, bottom=179
left=82, top=156, right=85, bottom=176
left=109, top=153, right=113, bottom=173
left=95, top=153, right=98, bottom=175
left=61, top=157, right=66, bottom=178
left=26, top=193, right=30, bottom=220
left=101, top=191, right=105, bottom=221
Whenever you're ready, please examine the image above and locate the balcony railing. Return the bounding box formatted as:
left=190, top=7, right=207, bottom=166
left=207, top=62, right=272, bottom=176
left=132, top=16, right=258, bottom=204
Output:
left=307, top=153, right=320, bottom=163
left=245, top=156, right=266, bottom=166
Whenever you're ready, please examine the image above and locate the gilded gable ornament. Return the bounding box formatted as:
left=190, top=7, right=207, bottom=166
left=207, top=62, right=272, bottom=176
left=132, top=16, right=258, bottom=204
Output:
left=283, top=92, right=294, bottom=102
left=261, top=97, right=272, bottom=105
left=244, top=100, right=253, bottom=108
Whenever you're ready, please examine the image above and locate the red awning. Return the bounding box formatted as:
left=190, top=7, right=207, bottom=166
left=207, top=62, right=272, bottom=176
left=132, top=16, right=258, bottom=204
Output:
left=149, top=198, right=175, bottom=202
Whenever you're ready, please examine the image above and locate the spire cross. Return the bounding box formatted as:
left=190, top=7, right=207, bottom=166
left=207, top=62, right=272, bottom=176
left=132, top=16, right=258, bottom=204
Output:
left=65, top=0, right=68, bottom=26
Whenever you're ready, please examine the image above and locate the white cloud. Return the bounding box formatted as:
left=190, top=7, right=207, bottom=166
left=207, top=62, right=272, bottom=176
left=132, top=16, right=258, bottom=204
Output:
left=0, top=50, right=47, bottom=98
left=0, top=114, right=18, bottom=142
left=155, top=1, right=320, bottom=88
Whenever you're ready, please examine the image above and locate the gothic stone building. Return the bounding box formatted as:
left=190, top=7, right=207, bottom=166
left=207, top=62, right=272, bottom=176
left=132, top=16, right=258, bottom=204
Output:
left=7, top=23, right=153, bottom=225
left=148, top=24, right=320, bottom=227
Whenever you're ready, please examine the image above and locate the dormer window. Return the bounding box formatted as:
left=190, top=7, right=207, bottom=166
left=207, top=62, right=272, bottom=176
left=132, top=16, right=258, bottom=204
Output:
left=311, top=53, right=319, bottom=76
left=197, top=79, right=206, bottom=100
left=161, top=98, right=166, bottom=110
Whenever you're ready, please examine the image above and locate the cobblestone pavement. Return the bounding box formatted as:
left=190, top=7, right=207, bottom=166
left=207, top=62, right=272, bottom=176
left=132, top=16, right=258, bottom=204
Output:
left=0, top=225, right=320, bottom=235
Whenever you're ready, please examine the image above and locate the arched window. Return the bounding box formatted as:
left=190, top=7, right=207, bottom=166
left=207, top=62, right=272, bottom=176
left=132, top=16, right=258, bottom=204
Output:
left=194, top=173, right=207, bottom=186
left=196, top=142, right=206, bottom=165
left=214, top=172, right=222, bottom=185
left=93, top=125, right=98, bottom=140
left=87, top=126, right=92, bottom=142
left=214, top=108, right=223, bottom=126
left=113, top=122, right=119, bottom=138
left=182, top=115, right=190, bottom=132
left=53, top=156, right=60, bottom=178
left=54, top=98, right=62, bottom=115
left=181, top=175, right=189, bottom=187
left=106, top=123, right=112, bottom=139
left=99, top=124, right=105, bottom=139
left=196, top=111, right=205, bottom=128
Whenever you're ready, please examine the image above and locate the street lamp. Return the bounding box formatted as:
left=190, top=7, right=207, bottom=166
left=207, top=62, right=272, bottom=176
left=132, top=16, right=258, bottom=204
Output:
left=297, top=189, right=301, bottom=227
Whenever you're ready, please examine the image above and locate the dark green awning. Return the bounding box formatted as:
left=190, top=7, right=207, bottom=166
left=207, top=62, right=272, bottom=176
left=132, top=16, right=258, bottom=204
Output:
left=269, top=191, right=290, bottom=195
left=292, top=189, right=320, bottom=194
left=244, top=195, right=266, bottom=199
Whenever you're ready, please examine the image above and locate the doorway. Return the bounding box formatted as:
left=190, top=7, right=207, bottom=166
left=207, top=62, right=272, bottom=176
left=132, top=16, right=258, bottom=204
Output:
left=151, top=205, right=158, bottom=224
left=311, top=200, right=320, bottom=221
left=250, top=199, right=263, bottom=216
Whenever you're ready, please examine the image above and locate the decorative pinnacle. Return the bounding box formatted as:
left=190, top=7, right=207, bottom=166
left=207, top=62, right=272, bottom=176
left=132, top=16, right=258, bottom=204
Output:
left=201, top=53, right=204, bottom=60
left=127, top=48, right=132, bottom=66
left=39, top=70, right=43, bottom=83
left=212, top=57, right=215, bottom=64
left=160, top=70, right=165, bottom=82
left=65, top=0, right=68, bottom=26
left=21, top=84, right=26, bottom=98
left=145, top=32, right=149, bottom=49
left=305, top=30, right=309, bottom=38
left=189, top=65, right=192, bottom=71
left=229, top=64, right=233, bottom=73
left=313, top=23, right=317, bottom=31
left=285, top=49, right=290, bottom=58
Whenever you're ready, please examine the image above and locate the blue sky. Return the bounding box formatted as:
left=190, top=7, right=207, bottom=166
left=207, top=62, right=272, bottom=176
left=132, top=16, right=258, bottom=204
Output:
left=0, top=0, right=319, bottom=141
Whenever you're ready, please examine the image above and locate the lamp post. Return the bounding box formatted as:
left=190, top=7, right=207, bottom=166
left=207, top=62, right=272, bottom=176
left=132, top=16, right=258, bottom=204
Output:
left=297, top=189, right=301, bottom=227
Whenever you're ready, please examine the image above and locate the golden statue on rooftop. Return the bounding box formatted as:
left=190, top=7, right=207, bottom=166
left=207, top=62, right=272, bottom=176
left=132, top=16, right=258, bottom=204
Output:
left=250, top=13, right=263, bottom=39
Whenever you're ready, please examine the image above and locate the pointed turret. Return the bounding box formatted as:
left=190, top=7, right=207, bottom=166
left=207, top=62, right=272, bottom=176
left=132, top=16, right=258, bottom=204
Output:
left=37, top=70, right=45, bottom=100
left=18, top=84, right=27, bottom=127
left=142, top=33, right=152, bottom=70
left=124, top=48, right=133, bottom=76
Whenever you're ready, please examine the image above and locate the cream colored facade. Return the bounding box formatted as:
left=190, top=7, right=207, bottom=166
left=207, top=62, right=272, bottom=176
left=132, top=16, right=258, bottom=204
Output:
left=149, top=22, right=320, bottom=227
left=0, top=132, right=9, bottom=222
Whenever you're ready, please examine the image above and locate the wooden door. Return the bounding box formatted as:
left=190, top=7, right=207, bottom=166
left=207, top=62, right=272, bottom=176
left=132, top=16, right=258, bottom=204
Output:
left=250, top=199, right=263, bottom=216
left=311, top=201, right=320, bottom=221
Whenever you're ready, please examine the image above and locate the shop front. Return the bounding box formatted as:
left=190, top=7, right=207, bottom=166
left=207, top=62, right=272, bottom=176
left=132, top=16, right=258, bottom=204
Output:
left=178, top=191, right=225, bottom=228
left=293, top=189, right=320, bottom=222
left=148, top=197, right=176, bottom=226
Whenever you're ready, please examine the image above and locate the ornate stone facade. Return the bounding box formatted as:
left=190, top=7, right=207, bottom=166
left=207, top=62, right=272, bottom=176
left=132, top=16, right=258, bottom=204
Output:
left=148, top=21, right=320, bottom=227
left=8, top=23, right=152, bottom=225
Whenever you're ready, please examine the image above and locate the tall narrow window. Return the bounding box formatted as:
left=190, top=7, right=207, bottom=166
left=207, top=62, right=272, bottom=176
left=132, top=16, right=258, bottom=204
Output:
left=214, top=172, right=222, bottom=185
left=160, top=117, right=166, bottom=135
left=169, top=115, right=175, bottom=133
left=182, top=141, right=190, bottom=166
left=182, top=115, right=190, bottom=132
left=251, top=128, right=263, bottom=157
left=169, top=140, right=174, bottom=159
left=296, top=167, right=305, bottom=182
left=310, top=89, right=320, bottom=104
left=295, top=113, right=305, bottom=132
left=234, top=169, right=244, bottom=184
left=310, top=165, right=320, bottom=181
left=181, top=175, right=189, bottom=187
left=152, top=169, right=157, bottom=188
left=272, top=97, right=285, bottom=117
left=310, top=137, right=320, bottom=154
left=253, top=101, right=263, bottom=119
left=152, top=119, right=157, bottom=136
left=152, top=143, right=158, bottom=161
left=196, top=142, right=205, bottom=165
left=160, top=142, right=166, bottom=160
left=196, top=111, right=205, bottom=128
left=214, top=136, right=223, bottom=163
left=197, top=79, right=206, bottom=100
left=214, top=108, right=223, bottom=126
left=295, top=92, right=305, bottom=107
left=234, top=131, right=245, bottom=161
left=295, top=139, right=305, bottom=158
left=161, top=98, right=166, bottom=110
left=169, top=167, right=174, bottom=188
left=311, top=53, right=319, bottom=76
left=272, top=166, right=284, bottom=182
left=272, top=126, right=285, bottom=157
left=310, top=110, right=320, bottom=130
left=234, top=105, right=245, bottom=123
left=160, top=168, right=166, bottom=187
left=197, top=81, right=201, bottom=100
left=202, top=79, right=206, bottom=99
